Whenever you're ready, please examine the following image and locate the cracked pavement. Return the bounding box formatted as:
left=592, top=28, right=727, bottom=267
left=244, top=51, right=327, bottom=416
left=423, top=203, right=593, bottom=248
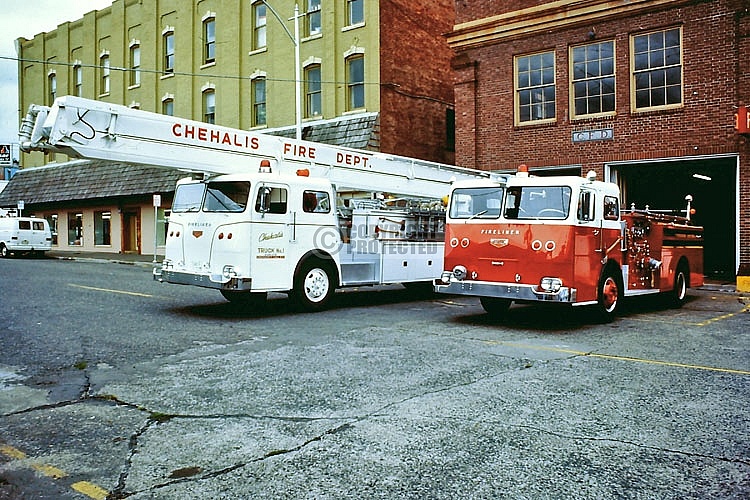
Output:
left=1, top=258, right=749, bottom=498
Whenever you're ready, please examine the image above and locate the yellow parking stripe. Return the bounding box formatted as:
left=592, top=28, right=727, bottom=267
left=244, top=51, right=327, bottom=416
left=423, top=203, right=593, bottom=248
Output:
left=69, top=283, right=153, bottom=298
left=483, top=341, right=750, bottom=376
left=0, top=443, right=109, bottom=499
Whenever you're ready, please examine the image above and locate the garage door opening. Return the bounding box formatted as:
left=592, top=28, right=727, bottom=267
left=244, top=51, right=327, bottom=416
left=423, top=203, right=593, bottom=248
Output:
left=610, top=157, right=737, bottom=279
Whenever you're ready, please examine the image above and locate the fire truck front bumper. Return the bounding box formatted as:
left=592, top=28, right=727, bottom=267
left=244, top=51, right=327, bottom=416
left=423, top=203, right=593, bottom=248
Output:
left=153, top=267, right=253, bottom=291
left=434, top=277, right=577, bottom=303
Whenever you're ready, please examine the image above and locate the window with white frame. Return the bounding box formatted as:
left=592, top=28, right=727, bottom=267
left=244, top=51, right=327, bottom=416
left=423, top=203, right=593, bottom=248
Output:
left=204, top=17, right=216, bottom=64
left=130, top=43, right=141, bottom=86
left=305, top=64, right=322, bottom=117
left=515, top=51, right=555, bottom=124
left=203, top=89, right=216, bottom=124
left=571, top=40, right=615, bottom=117
left=631, top=27, right=682, bottom=110
left=162, top=97, right=174, bottom=116
left=73, top=64, right=83, bottom=96
left=346, top=54, right=364, bottom=110
left=347, top=0, right=364, bottom=26
left=48, top=72, right=57, bottom=105
left=100, top=54, right=110, bottom=94
left=163, top=30, right=175, bottom=74
left=253, top=2, right=267, bottom=50
left=306, top=0, right=321, bottom=36
left=252, top=77, right=266, bottom=126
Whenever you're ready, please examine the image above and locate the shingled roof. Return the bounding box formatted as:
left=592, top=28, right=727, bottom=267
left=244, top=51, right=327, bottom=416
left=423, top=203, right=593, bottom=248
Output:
left=265, top=112, right=380, bottom=149
left=0, top=160, right=187, bottom=207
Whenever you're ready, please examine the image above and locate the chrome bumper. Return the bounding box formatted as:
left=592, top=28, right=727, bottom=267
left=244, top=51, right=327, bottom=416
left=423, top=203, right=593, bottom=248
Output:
left=153, top=267, right=253, bottom=291
left=434, top=279, right=576, bottom=303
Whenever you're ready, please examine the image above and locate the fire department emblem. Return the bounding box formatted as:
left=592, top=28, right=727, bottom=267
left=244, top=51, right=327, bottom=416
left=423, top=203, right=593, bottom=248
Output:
left=192, top=230, right=203, bottom=238
left=490, top=238, right=509, bottom=249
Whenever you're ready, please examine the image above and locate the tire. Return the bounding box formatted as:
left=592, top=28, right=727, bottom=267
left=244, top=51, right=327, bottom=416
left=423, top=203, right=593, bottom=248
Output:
left=292, top=259, right=336, bottom=312
left=480, top=297, right=511, bottom=319
left=595, top=267, right=622, bottom=323
left=220, top=290, right=268, bottom=309
left=670, top=262, right=689, bottom=308
left=0, top=244, right=9, bottom=258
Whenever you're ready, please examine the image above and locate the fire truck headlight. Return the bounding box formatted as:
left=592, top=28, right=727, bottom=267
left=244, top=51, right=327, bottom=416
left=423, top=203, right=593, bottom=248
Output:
left=222, top=265, right=238, bottom=279
left=452, top=265, right=468, bottom=281
left=440, top=271, right=453, bottom=284
left=540, top=277, right=563, bottom=293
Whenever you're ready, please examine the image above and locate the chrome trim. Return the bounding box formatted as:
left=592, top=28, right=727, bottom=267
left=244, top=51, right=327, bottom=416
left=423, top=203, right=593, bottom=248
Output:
left=434, top=278, right=576, bottom=303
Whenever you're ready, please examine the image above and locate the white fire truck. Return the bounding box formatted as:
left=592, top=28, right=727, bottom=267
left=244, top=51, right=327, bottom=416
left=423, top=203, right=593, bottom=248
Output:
left=20, top=96, right=489, bottom=310
left=434, top=166, right=704, bottom=321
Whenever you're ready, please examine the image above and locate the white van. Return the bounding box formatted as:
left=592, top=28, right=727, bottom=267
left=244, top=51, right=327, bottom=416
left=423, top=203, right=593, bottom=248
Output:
left=0, top=217, right=53, bottom=257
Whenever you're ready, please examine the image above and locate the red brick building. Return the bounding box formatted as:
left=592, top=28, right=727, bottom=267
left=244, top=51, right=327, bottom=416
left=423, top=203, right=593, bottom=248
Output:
left=447, top=0, right=749, bottom=279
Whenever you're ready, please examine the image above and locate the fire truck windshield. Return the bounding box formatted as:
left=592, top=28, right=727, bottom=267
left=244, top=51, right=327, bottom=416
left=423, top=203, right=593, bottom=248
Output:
left=449, top=187, right=504, bottom=219
left=172, top=181, right=250, bottom=213
left=504, top=186, right=572, bottom=220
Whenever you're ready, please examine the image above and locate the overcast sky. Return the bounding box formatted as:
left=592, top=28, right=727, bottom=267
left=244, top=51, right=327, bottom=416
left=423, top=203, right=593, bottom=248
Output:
left=1, top=1, right=114, bottom=154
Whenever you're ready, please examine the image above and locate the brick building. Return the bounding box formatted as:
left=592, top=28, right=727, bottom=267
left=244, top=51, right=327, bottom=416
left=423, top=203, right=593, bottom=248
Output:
left=7, top=0, right=456, bottom=256
left=447, top=0, right=749, bottom=278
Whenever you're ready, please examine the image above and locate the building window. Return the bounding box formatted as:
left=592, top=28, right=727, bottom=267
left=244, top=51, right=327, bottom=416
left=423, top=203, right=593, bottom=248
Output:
left=73, top=65, right=83, bottom=96
left=306, top=0, right=321, bottom=36
left=162, top=97, right=174, bottom=116
left=204, top=17, right=216, bottom=64
left=203, top=89, right=216, bottom=124
left=346, top=55, right=364, bottom=110
left=305, top=64, right=322, bottom=118
left=68, top=212, right=83, bottom=246
left=515, top=51, right=555, bottom=124
left=252, top=77, right=266, bottom=126
left=94, top=211, right=112, bottom=246
left=571, top=41, right=615, bottom=117
left=100, top=54, right=110, bottom=94
left=163, top=30, right=175, bottom=74
left=157, top=208, right=170, bottom=246
left=632, top=27, right=682, bottom=110
left=48, top=72, right=57, bottom=105
left=253, top=2, right=267, bottom=50
left=130, top=43, right=141, bottom=86
left=347, top=0, right=364, bottom=26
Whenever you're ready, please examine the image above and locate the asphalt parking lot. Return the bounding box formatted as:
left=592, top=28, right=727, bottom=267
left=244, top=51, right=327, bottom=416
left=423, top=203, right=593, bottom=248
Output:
left=0, top=255, right=748, bottom=499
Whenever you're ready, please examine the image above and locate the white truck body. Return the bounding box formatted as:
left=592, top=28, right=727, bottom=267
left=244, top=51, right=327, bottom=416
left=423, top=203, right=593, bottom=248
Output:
left=0, top=217, right=52, bottom=257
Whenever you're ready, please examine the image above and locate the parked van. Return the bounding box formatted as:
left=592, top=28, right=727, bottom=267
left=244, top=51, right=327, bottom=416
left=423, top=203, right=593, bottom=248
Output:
left=0, top=217, right=53, bottom=257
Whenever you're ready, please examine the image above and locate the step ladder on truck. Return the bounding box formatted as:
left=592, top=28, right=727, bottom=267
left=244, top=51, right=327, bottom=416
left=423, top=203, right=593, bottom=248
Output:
left=20, top=95, right=491, bottom=310
left=434, top=165, right=704, bottom=321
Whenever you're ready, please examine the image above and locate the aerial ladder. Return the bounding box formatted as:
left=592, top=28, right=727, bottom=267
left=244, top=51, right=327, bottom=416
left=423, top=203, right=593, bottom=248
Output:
left=20, top=96, right=491, bottom=310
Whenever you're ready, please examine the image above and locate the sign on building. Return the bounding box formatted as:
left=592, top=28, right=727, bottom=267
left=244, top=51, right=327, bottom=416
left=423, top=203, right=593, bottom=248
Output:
left=0, top=144, right=10, bottom=165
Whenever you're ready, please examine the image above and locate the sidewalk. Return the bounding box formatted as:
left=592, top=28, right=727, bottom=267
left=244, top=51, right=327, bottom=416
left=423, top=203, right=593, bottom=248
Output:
left=47, top=250, right=159, bottom=267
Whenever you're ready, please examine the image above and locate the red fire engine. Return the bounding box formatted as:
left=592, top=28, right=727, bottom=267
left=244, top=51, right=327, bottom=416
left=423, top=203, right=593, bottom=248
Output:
left=434, top=166, right=704, bottom=321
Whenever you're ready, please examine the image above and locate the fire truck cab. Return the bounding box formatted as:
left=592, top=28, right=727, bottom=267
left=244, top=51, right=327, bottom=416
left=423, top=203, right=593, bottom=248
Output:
left=435, top=168, right=704, bottom=321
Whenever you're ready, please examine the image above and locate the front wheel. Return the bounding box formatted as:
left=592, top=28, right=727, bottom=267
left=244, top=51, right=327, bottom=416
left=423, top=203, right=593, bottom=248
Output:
left=595, top=268, right=622, bottom=323
left=669, top=263, right=689, bottom=308
left=0, top=244, right=9, bottom=258
left=292, top=260, right=336, bottom=312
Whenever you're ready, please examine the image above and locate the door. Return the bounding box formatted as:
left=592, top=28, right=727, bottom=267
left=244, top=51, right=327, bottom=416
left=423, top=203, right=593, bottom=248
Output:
left=121, top=209, right=141, bottom=254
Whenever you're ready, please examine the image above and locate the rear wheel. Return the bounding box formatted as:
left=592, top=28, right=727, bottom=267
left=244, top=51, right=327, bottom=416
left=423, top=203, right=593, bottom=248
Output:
left=220, top=290, right=268, bottom=309
left=670, top=262, right=689, bottom=308
left=595, top=268, right=622, bottom=322
left=292, top=259, right=336, bottom=312
left=480, top=297, right=511, bottom=319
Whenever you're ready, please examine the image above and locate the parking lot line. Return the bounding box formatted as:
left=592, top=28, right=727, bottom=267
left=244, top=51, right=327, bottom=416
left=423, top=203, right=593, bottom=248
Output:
left=483, top=341, right=750, bottom=376
left=0, top=443, right=109, bottom=499
left=68, top=283, right=153, bottom=298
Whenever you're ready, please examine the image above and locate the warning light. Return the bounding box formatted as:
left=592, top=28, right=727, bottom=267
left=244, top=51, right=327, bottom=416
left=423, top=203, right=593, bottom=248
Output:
left=258, top=159, right=272, bottom=173
left=296, top=168, right=310, bottom=177
left=517, top=164, right=529, bottom=177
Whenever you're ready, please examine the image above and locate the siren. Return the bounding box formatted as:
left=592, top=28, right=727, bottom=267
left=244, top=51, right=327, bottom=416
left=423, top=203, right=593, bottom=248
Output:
left=258, top=159, right=272, bottom=173
left=517, top=164, right=529, bottom=177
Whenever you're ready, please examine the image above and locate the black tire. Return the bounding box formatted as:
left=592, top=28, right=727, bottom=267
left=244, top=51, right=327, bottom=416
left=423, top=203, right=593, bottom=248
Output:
left=220, top=290, right=268, bottom=308
left=0, top=244, right=9, bottom=258
left=480, top=297, right=511, bottom=319
left=292, top=259, right=336, bottom=312
left=595, top=267, right=622, bottom=323
left=670, top=262, right=689, bottom=308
